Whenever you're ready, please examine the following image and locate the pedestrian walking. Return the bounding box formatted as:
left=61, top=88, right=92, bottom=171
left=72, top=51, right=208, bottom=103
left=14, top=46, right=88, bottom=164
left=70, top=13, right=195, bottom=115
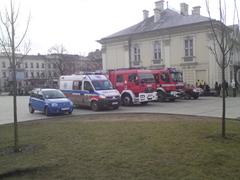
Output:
left=215, top=82, right=219, bottom=96
left=219, top=83, right=222, bottom=97
left=231, top=79, right=236, bottom=97
left=224, top=81, right=229, bottom=96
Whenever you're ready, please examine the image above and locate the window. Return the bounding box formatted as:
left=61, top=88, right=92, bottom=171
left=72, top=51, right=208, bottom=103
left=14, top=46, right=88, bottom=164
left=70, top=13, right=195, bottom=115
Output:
left=73, top=81, right=82, bottom=90
left=153, top=41, right=161, bottom=64
left=48, top=72, right=52, bottom=77
left=41, top=72, right=45, bottom=78
left=36, top=63, right=39, bottom=68
left=31, top=62, right=33, bottom=68
left=31, top=72, right=34, bottom=78
left=25, top=62, right=28, bottom=68
left=25, top=72, right=28, bottom=78
left=17, top=63, right=21, bottom=69
left=84, top=81, right=93, bottom=91
left=184, top=38, right=193, bottom=57
left=53, top=63, right=57, bottom=68
left=160, top=73, right=170, bottom=83
left=2, top=71, right=6, bottom=78
left=2, top=61, right=6, bottom=68
left=37, top=72, right=40, bottom=77
left=42, top=63, right=45, bottom=68
left=128, top=73, right=137, bottom=82
left=133, top=45, right=140, bottom=65
left=116, top=75, right=124, bottom=83
left=48, top=64, right=51, bottom=69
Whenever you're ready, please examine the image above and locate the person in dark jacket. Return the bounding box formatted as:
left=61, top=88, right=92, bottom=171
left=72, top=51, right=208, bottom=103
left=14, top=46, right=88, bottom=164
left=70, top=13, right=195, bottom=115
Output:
left=215, top=82, right=219, bottom=96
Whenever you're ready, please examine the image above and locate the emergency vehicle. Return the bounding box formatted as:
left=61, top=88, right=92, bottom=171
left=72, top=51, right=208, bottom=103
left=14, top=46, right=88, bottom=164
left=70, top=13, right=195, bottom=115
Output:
left=168, top=68, right=201, bottom=99
left=151, top=69, right=180, bottom=101
left=108, top=69, right=158, bottom=105
left=59, top=74, right=121, bottom=111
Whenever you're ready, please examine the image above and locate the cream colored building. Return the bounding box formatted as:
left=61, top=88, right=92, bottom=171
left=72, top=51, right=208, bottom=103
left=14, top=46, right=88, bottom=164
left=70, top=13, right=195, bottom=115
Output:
left=98, top=1, right=239, bottom=88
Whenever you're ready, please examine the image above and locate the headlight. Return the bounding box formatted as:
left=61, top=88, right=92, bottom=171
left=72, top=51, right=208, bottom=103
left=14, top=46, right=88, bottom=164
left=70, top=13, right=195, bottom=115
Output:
left=51, top=103, right=58, bottom=107
left=99, top=95, right=106, bottom=99
left=69, top=101, right=73, bottom=106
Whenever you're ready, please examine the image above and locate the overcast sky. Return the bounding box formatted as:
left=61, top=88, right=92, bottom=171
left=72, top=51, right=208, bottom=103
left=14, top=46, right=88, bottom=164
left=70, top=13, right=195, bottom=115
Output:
left=0, top=0, right=238, bottom=56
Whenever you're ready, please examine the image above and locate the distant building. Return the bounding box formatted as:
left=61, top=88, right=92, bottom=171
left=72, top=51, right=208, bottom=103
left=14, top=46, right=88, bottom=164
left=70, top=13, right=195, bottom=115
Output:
left=0, top=52, right=102, bottom=94
left=98, top=1, right=240, bottom=88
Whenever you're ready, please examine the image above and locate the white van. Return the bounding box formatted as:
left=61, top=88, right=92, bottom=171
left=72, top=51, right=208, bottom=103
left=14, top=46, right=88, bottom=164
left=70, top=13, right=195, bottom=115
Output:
left=59, top=74, right=121, bottom=111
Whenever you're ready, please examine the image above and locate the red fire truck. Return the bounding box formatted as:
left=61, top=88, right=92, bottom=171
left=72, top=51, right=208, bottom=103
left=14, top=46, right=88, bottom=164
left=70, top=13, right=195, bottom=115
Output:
left=108, top=69, right=158, bottom=105
left=167, top=68, right=202, bottom=99
left=151, top=69, right=180, bottom=101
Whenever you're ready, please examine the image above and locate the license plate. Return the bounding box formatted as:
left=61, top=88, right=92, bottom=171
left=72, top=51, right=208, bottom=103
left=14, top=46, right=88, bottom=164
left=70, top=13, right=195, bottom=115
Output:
left=112, top=102, right=118, bottom=105
left=147, top=95, right=153, bottom=99
left=61, top=107, right=69, bottom=111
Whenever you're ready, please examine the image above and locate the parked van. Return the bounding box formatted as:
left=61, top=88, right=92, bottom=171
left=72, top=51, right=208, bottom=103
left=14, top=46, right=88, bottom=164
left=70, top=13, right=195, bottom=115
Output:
left=59, top=74, right=121, bottom=111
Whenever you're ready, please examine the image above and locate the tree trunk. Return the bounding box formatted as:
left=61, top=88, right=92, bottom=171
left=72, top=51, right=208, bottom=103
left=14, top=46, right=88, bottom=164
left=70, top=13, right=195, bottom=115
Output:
left=222, top=59, right=226, bottom=138
left=11, top=9, right=19, bottom=152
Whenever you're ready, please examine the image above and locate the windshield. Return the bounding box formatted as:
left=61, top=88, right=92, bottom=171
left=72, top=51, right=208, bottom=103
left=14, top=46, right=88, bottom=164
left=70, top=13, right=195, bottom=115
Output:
left=171, top=72, right=183, bottom=82
left=43, top=90, right=66, bottom=99
left=92, top=80, right=113, bottom=90
left=139, top=73, right=155, bottom=83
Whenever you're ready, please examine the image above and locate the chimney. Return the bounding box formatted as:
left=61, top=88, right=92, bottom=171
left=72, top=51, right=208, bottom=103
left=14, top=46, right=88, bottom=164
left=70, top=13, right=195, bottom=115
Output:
left=143, top=10, right=149, bottom=20
left=180, top=3, right=189, bottom=16
left=154, top=0, right=164, bottom=23
left=192, top=6, right=201, bottom=15
left=155, top=0, right=164, bottom=11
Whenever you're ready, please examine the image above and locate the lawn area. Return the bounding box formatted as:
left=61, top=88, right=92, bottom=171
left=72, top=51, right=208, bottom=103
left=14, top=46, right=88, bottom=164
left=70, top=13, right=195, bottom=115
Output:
left=0, top=114, right=240, bottom=180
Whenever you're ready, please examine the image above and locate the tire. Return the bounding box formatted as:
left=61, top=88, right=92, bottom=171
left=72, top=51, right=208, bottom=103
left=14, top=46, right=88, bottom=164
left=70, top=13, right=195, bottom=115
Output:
left=29, top=104, right=34, bottom=114
left=121, top=94, right=133, bottom=106
left=157, top=91, right=165, bottom=102
left=193, top=95, right=199, bottom=99
left=112, top=105, right=119, bottom=110
left=169, top=98, right=175, bottom=102
left=91, top=101, right=99, bottom=111
left=140, top=101, right=148, bottom=105
left=44, top=107, right=50, bottom=116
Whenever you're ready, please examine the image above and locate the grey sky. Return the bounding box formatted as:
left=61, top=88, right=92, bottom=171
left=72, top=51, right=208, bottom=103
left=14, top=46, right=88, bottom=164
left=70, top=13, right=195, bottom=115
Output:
left=1, top=0, right=238, bottom=55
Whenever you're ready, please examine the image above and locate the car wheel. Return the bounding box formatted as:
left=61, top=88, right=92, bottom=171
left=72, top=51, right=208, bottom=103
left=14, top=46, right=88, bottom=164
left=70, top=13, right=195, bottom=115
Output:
left=91, top=101, right=99, bottom=111
left=44, top=107, right=50, bottom=116
left=29, top=105, right=34, bottom=113
left=121, top=94, right=133, bottom=106
left=68, top=110, right=73, bottom=114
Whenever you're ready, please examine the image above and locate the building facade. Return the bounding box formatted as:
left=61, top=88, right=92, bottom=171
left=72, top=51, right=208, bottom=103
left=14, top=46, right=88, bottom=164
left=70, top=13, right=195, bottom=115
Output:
left=0, top=51, right=102, bottom=94
left=98, top=1, right=240, bottom=88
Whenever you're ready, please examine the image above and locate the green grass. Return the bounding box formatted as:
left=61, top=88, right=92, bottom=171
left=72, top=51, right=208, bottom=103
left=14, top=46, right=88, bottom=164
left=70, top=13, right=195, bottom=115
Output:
left=1, top=114, right=240, bottom=180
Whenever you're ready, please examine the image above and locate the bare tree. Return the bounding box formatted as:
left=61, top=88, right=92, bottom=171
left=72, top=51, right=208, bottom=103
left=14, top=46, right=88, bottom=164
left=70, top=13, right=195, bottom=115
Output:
left=206, top=0, right=239, bottom=137
left=48, top=44, right=67, bottom=75
left=0, top=0, right=30, bottom=152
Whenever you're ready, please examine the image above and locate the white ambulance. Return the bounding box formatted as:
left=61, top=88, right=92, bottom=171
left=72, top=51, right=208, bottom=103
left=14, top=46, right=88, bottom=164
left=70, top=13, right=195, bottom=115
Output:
left=59, top=74, right=121, bottom=111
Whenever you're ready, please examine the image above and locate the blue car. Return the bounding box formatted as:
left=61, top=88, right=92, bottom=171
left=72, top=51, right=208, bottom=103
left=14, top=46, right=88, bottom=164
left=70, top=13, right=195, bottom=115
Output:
left=29, top=88, right=74, bottom=116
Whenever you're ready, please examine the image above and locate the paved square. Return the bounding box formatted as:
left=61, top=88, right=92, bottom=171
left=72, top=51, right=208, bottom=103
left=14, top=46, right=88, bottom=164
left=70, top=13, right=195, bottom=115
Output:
left=0, top=96, right=240, bottom=125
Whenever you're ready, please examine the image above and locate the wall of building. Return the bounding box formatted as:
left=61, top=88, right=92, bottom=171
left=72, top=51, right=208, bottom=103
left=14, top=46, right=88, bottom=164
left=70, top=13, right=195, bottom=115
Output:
left=102, top=28, right=223, bottom=88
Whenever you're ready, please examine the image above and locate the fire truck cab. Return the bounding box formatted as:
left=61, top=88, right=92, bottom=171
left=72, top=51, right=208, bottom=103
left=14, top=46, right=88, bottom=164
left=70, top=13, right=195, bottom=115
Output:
left=59, top=74, right=121, bottom=111
left=151, top=69, right=180, bottom=101
left=108, top=69, right=158, bottom=105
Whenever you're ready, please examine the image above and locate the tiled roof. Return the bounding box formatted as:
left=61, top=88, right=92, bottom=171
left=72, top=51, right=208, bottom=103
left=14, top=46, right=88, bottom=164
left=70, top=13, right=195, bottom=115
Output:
left=101, top=9, right=210, bottom=40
